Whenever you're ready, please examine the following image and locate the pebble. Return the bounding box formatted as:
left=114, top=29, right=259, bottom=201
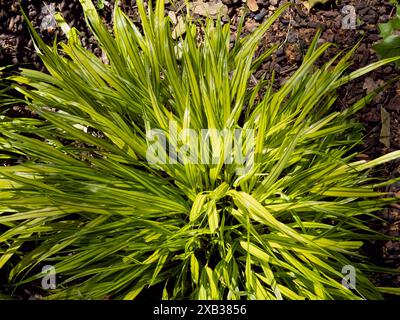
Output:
left=254, top=9, right=266, bottom=22
left=221, top=0, right=240, bottom=5
left=29, top=10, right=37, bottom=18
left=383, top=66, right=392, bottom=74
left=269, top=0, right=278, bottom=6
left=276, top=56, right=285, bottom=63
left=273, top=63, right=281, bottom=73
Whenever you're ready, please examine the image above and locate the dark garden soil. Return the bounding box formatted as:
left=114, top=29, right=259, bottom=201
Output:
left=0, top=0, right=400, bottom=298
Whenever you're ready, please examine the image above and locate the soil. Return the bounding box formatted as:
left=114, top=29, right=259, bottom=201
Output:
left=0, top=0, right=399, bottom=297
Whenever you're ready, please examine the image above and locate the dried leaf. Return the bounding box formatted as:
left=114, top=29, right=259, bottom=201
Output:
left=363, top=77, right=384, bottom=102
left=168, top=11, right=178, bottom=25
left=192, top=0, right=228, bottom=18
left=172, top=16, right=185, bottom=39
left=380, top=107, right=391, bottom=148
left=363, top=77, right=378, bottom=94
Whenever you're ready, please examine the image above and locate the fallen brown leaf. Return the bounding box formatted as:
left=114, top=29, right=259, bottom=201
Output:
left=168, top=11, right=178, bottom=25
left=191, top=0, right=228, bottom=18
left=172, top=16, right=185, bottom=39
left=363, top=77, right=378, bottom=94
left=380, top=107, right=391, bottom=148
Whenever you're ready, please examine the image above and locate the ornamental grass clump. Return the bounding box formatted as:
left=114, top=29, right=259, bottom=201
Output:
left=0, top=0, right=400, bottom=300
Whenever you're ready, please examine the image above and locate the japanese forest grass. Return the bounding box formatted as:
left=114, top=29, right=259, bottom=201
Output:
left=0, top=0, right=400, bottom=300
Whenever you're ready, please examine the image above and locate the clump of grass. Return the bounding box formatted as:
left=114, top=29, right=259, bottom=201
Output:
left=0, top=0, right=400, bottom=300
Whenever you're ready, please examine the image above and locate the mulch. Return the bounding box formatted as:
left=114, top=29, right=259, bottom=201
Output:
left=0, top=0, right=399, bottom=295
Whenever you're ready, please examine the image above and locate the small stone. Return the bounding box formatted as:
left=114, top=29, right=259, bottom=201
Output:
left=221, top=0, right=240, bottom=5
left=383, top=66, right=393, bottom=74
left=276, top=55, right=285, bottom=63
left=254, top=9, right=266, bottom=22
left=269, top=0, right=278, bottom=6
left=29, top=10, right=37, bottom=18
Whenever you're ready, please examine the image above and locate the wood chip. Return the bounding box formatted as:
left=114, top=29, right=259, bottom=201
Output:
left=246, top=0, right=259, bottom=12
left=386, top=95, right=400, bottom=111
left=244, top=19, right=260, bottom=32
